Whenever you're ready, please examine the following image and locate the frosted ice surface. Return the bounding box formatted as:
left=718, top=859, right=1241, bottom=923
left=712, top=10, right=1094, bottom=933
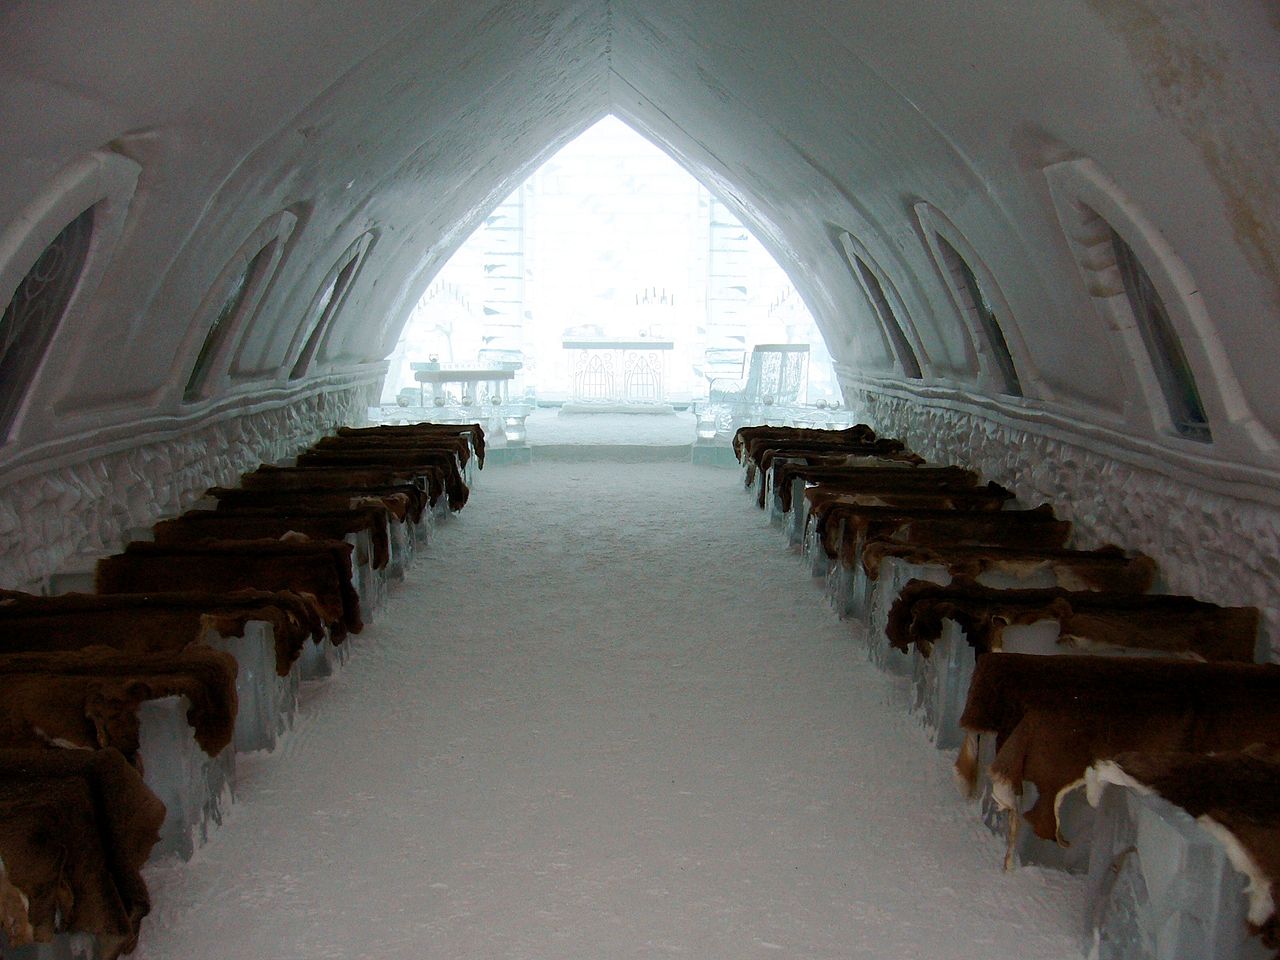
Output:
left=135, top=461, right=1083, bottom=960
left=525, top=408, right=695, bottom=446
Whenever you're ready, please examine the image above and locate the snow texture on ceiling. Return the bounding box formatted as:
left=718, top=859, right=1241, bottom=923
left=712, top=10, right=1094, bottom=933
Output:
left=1, top=0, right=1277, bottom=470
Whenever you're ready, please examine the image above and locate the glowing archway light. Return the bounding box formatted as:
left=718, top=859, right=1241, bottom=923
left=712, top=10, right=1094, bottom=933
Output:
left=384, top=116, right=839, bottom=406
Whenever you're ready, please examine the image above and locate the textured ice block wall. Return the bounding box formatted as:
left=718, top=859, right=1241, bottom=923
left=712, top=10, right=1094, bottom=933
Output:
left=0, top=385, right=370, bottom=591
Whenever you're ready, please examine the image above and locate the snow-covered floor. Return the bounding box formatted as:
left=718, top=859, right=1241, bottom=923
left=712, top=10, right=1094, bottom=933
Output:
left=524, top=407, right=696, bottom=446
left=137, top=459, right=1084, bottom=960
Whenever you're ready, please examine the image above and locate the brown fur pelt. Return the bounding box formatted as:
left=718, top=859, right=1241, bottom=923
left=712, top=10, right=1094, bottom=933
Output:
left=336, top=422, right=485, bottom=469
left=772, top=459, right=961, bottom=512
left=294, top=449, right=469, bottom=511
left=804, top=484, right=1014, bottom=544
left=886, top=579, right=1257, bottom=661
left=755, top=440, right=910, bottom=479
left=757, top=453, right=943, bottom=509
left=0, top=747, right=166, bottom=958
left=240, top=463, right=445, bottom=510
left=153, top=503, right=392, bottom=571
left=96, top=538, right=360, bottom=640
left=741, top=438, right=907, bottom=487
left=210, top=485, right=424, bottom=524
left=732, top=423, right=877, bottom=461
left=957, top=653, right=1280, bottom=841
left=861, top=542, right=1157, bottom=592
left=314, top=432, right=474, bottom=471
left=809, top=501, right=1067, bottom=564
left=0, top=588, right=322, bottom=676
left=0, top=644, right=238, bottom=761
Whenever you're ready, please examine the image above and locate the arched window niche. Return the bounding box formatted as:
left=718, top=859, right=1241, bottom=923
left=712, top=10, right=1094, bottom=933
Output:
left=0, top=150, right=140, bottom=444
left=1044, top=158, right=1271, bottom=450
left=286, top=231, right=374, bottom=380
left=836, top=231, right=926, bottom=380
left=914, top=202, right=1034, bottom=399
left=182, top=210, right=297, bottom=402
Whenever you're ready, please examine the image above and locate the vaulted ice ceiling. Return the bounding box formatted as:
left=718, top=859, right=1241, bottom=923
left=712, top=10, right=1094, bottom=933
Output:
left=2, top=0, right=1278, bottom=474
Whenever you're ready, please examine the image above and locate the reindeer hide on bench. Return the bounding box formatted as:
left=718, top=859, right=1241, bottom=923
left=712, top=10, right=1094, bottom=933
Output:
left=0, top=747, right=165, bottom=959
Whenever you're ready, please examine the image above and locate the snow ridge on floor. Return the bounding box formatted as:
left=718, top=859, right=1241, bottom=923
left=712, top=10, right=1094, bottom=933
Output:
left=137, top=462, right=1083, bottom=960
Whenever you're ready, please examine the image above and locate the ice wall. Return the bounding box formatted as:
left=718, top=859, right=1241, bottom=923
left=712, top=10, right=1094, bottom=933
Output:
left=0, top=384, right=371, bottom=591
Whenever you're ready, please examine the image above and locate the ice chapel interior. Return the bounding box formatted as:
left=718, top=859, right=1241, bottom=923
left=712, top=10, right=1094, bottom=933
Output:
left=2, top=2, right=1280, bottom=958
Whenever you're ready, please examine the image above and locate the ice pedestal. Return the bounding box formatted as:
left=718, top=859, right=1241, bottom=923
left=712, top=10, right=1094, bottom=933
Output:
left=298, top=632, right=348, bottom=680
left=342, top=529, right=388, bottom=624
left=829, top=557, right=881, bottom=623
left=2, top=932, right=101, bottom=960
left=434, top=487, right=454, bottom=519
left=802, top=524, right=833, bottom=580
left=910, top=620, right=974, bottom=749
left=788, top=478, right=808, bottom=546
left=414, top=504, right=435, bottom=546
left=867, top=558, right=952, bottom=659
left=1085, top=785, right=1269, bottom=960
left=762, top=462, right=800, bottom=527
left=966, top=733, right=1095, bottom=873
left=42, top=564, right=101, bottom=595
left=139, top=695, right=235, bottom=861
left=386, top=516, right=414, bottom=580
left=865, top=622, right=914, bottom=676
left=203, top=622, right=298, bottom=754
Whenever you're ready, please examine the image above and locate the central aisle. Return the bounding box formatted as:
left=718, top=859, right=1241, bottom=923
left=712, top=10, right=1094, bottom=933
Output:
left=138, top=461, right=1083, bottom=960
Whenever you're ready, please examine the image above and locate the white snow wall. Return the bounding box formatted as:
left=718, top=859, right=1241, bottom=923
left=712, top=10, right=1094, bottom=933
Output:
left=0, top=380, right=374, bottom=592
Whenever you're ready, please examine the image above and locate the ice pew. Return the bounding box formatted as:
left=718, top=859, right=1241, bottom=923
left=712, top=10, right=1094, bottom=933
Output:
left=732, top=422, right=879, bottom=469
left=209, top=482, right=426, bottom=579
left=151, top=505, right=391, bottom=621
left=294, top=448, right=469, bottom=514
left=0, top=747, right=166, bottom=960
left=784, top=463, right=983, bottom=546
left=1083, top=746, right=1280, bottom=960
left=238, top=465, right=437, bottom=555
left=289, top=448, right=454, bottom=512
left=0, top=646, right=238, bottom=860
left=732, top=421, right=878, bottom=459
left=333, top=420, right=486, bottom=470
left=805, top=485, right=1017, bottom=614
left=0, top=589, right=320, bottom=753
left=739, top=436, right=909, bottom=497
left=805, top=503, right=1071, bottom=640
left=767, top=457, right=958, bottom=533
left=95, top=539, right=361, bottom=678
left=749, top=445, right=926, bottom=514
left=860, top=543, right=1158, bottom=671
left=955, top=653, right=1280, bottom=874
left=311, top=428, right=482, bottom=487
left=886, top=579, right=1256, bottom=750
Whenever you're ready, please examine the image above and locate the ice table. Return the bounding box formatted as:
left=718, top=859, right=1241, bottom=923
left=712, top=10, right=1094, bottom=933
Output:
left=411, top=365, right=515, bottom=407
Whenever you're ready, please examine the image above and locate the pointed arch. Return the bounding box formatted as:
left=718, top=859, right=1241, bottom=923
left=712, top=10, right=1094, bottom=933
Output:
left=181, top=210, right=297, bottom=402
left=287, top=231, right=375, bottom=380
left=0, top=149, right=139, bottom=443
left=915, top=202, right=1036, bottom=398
left=836, top=231, right=926, bottom=379
left=1045, top=158, right=1273, bottom=452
